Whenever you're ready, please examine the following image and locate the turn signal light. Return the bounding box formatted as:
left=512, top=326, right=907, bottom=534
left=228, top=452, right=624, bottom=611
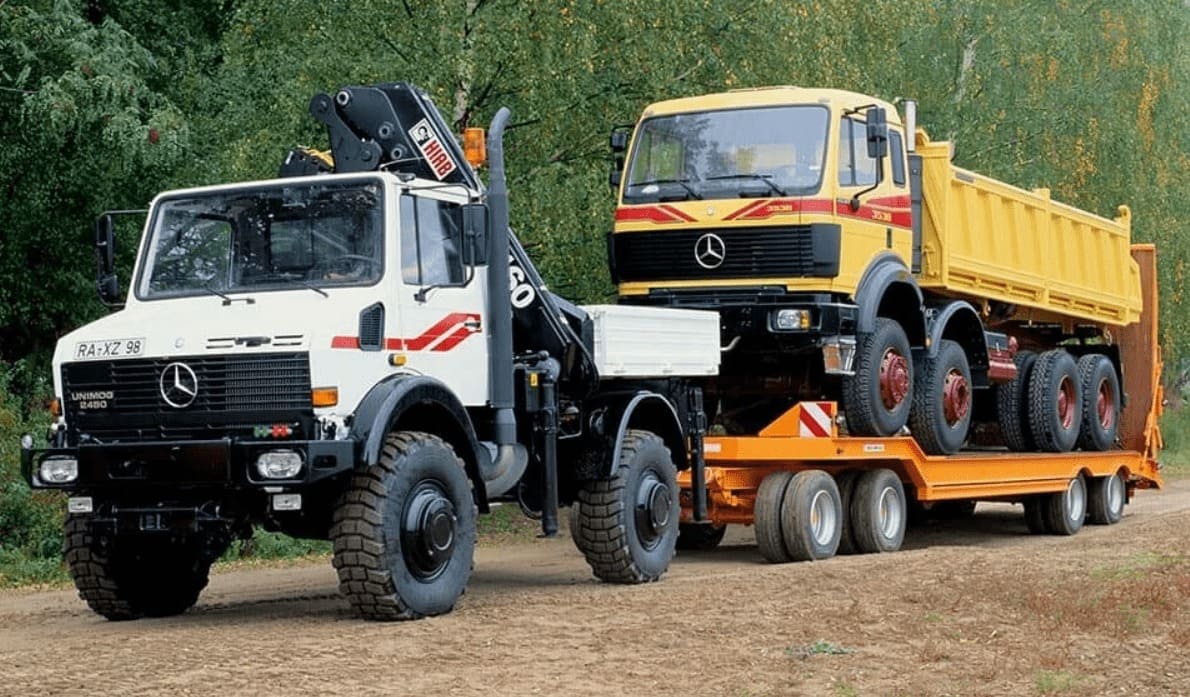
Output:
left=49, top=398, right=61, bottom=418
left=463, top=127, right=486, bottom=168
left=311, top=387, right=339, bottom=407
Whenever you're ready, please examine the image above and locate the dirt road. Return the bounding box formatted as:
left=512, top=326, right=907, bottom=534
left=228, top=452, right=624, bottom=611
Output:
left=2, top=480, right=1188, bottom=697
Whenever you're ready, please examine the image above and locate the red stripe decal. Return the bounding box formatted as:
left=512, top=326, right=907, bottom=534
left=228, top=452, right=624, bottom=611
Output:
left=723, top=199, right=769, bottom=221
left=657, top=204, right=696, bottom=222
left=799, top=407, right=831, bottom=438
left=615, top=206, right=681, bottom=224
left=331, top=312, right=480, bottom=352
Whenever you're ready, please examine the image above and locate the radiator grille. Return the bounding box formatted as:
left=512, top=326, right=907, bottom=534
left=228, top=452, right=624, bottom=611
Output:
left=613, top=226, right=830, bottom=282
left=61, top=352, right=312, bottom=442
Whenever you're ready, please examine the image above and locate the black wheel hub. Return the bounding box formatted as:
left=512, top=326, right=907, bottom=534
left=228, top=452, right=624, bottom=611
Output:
left=402, top=481, right=457, bottom=580
left=635, top=471, right=673, bottom=549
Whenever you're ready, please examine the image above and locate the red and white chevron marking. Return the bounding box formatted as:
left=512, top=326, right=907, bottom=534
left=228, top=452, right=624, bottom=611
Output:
left=798, top=401, right=834, bottom=438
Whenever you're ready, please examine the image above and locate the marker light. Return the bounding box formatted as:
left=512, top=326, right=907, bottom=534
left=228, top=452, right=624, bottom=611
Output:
left=50, top=398, right=62, bottom=418
left=311, top=386, right=339, bottom=407
left=463, top=128, right=487, bottom=168
left=256, top=450, right=303, bottom=479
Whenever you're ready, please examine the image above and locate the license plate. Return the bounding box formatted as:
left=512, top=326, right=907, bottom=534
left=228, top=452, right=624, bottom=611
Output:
left=73, top=338, right=146, bottom=360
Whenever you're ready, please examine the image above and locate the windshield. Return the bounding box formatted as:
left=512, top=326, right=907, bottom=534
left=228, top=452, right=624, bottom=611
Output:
left=622, top=105, right=830, bottom=204
left=137, top=180, right=383, bottom=299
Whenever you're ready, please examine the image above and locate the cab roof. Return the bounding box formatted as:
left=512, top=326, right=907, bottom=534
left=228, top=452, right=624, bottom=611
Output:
left=639, top=87, right=903, bottom=126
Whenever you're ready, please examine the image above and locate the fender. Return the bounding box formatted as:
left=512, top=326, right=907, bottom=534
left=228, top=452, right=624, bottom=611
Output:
left=350, top=374, right=490, bottom=508
left=584, top=391, right=688, bottom=479
left=923, top=300, right=991, bottom=385
left=853, top=253, right=926, bottom=347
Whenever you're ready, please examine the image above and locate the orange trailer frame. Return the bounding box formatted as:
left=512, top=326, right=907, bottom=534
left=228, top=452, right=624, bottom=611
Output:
left=680, top=245, right=1164, bottom=527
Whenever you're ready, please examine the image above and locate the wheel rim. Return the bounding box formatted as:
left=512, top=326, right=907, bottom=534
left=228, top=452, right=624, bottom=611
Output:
left=808, top=489, right=837, bottom=546
left=877, top=486, right=903, bottom=539
left=1107, top=473, right=1125, bottom=515
left=942, top=368, right=971, bottom=425
left=1057, top=376, right=1076, bottom=429
left=401, top=480, right=457, bottom=581
left=879, top=349, right=910, bottom=410
left=1064, top=477, right=1086, bottom=523
left=1097, top=378, right=1116, bottom=430
left=635, top=470, right=673, bottom=551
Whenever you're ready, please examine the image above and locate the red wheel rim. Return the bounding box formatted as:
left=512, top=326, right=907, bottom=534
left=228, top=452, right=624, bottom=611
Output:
left=879, top=349, right=909, bottom=410
left=942, top=368, right=970, bottom=425
left=1097, top=378, right=1115, bottom=430
left=1057, top=376, right=1075, bottom=429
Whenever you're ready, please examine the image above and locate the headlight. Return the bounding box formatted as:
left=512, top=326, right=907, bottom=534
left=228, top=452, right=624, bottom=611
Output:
left=774, top=308, right=812, bottom=331
left=255, top=450, right=303, bottom=479
left=39, top=456, right=79, bottom=484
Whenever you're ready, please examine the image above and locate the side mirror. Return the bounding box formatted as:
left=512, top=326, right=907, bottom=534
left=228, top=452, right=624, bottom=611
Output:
left=866, top=106, right=889, bottom=159
left=608, top=127, right=631, bottom=192
left=97, top=273, right=121, bottom=305
left=462, top=202, right=489, bottom=265
left=94, top=214, right=123, bottom=307
left=95, top=214, right=116, bottom=275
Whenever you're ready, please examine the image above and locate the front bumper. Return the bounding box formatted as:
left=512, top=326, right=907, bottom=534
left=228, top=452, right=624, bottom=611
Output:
left=21, top=437, right=355, bottom=491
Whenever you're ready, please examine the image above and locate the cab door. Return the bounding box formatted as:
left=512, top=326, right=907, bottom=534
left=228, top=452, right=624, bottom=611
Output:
left=393, top=190, right=490, bottom=406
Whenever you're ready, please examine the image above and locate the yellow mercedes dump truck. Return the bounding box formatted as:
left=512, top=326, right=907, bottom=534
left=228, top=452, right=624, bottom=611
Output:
left=608, top=87, right=1143, bottom=457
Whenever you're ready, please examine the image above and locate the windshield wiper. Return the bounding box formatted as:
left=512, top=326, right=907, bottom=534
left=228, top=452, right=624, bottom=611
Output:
left=203, top=283, right=255, bottom=306
left=704, top=174, right=787, bottom=197
left=631, top=178, right=703, bottom=200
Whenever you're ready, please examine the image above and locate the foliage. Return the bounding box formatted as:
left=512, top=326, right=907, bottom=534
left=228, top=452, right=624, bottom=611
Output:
left=0, top=0, right=191, bottom=364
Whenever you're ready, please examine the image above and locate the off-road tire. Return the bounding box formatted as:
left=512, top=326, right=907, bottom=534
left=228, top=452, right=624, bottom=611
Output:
left=572, top=430, right=679, bottom=583
left=1076, top=354, right=1121, bottom=452
left=676, top=522, right=728, bottom=551
left=1028, top=350, right=1082, bottom=453
left=909, top=339, right=973, bottom=455
left=843, top=318, right=913, bottom=437
left=754, top=471, right=795, bottom=563
left=996, top=350, right=1038, bottom=451
left=1087, top=472, right=1126, bottom=525
left=1043, top=475, right=1087, bottom=536
left=850, top=469, right=907, bottom=554
left=64, top=515, right=213, bottom=621
left=331, top=431, right=477, bottom=621
left=779, top=470, right=842, bottom=562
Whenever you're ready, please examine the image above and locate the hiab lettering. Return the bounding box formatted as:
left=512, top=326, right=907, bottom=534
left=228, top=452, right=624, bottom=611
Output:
left=409, top=119, right=457, bottom=180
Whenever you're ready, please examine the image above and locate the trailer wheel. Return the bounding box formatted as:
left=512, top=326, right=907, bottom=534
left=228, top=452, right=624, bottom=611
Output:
left=1043, top=475, right=1087, bottom=536
left=850, top=469, right=907, bottom=554
left=1076, top=355, right=1120, bottom=452
left=1023, top=497, right=1048, bottom=534
left=572, top=430, right=679, bottom=582
left=754, top=471, right=795, bottom=563
left=835, top=470, right=863, bottom=555
left=780, top=470, right=842, bottom=561
left=909, top=339, right=973, bottom=455
left=64, top=516, right=215, bottom=621
left=1087, top=471, right=1126, bottom=525
left=843, top=318, right=913, bottom=437
left=331, top=431, right=476, bottom=620
left=676, top=523, right=728, bottom=551
left=996, top=350, right=1038, bottom=451
left=1028, top=350, right=1082, bottom=452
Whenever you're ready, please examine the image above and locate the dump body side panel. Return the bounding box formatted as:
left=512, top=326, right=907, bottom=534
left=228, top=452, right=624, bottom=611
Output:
left=916, top=136, right=1142, bottom=326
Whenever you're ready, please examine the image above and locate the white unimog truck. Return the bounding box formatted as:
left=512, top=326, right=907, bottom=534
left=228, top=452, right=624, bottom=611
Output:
left=21, top=83, right=720, bottom=621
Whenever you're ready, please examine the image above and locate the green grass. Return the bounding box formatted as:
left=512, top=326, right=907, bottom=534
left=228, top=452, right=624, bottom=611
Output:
left=786, top=640, right=854, bottom=659
left=1158, top=407, right=1190, bottom=478
left=1034, top=670, right=1083, bottom=694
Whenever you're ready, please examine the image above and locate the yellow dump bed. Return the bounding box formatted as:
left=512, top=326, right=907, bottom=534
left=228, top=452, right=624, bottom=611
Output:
left=916, top=133, right=1142, bottom=326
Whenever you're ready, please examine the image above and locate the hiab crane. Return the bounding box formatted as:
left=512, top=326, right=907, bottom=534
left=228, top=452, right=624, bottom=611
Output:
left=21, top=82, right=720, bottom=621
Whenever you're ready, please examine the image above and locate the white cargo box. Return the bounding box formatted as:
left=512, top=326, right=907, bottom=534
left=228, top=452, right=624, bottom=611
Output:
left=582, top=304, right=720, bottom=378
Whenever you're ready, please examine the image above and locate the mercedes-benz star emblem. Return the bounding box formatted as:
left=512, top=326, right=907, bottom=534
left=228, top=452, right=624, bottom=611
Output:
left=694, top=233, right=726, bottom=270
left=160, top=362, right=199, bottom=408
